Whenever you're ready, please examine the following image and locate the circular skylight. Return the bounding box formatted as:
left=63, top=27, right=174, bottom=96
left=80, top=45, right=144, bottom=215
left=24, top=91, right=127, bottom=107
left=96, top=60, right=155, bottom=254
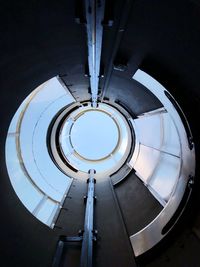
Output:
left=65, top=110, right=119, bottom=161
left=51, top=102, right=133, bottom=176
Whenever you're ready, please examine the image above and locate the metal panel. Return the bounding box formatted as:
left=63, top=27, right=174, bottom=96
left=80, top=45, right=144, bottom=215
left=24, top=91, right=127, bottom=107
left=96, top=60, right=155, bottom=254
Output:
left=36, top=198, right=58, bottom=226
left=149, top=154, right=181, bottom=202
left=5, top=77, right=75, bottom=228
left=19, top=77, right=74, bottom=201
left=130, top=70, right=195, bottom=256
left=134, top=114, right=163, bottom=150
left=32, top=96, right=72, bottom=197
left=162, top=112, right=181, bottom=156
left=134, top=112, right=181, bottom=156
left=5, top=135, right=43, bottom=212
left=134, top=145, right=161, bottom=184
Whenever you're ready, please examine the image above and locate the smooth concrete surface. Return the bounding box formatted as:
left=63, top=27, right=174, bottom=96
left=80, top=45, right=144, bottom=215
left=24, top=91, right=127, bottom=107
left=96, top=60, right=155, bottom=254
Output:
left=55, top=178, right=87, bottom=267
left=114, top=171, right=163, bottom=235
left=94, top=178, right=136, bottom=267
left=142, top=229, right=200, bottom=267
left=105, top=74, right=163, bottom=116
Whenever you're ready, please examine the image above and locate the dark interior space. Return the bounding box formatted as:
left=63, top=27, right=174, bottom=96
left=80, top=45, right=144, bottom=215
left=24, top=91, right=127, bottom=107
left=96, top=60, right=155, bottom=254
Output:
left=1, top=1, right=200, bottom=267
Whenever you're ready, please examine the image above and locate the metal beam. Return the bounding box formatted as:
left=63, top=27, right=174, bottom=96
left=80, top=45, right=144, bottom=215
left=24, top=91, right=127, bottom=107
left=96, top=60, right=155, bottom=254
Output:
left=52, top=169, right=96, bottom=267
left=100, top=0, right=134, bottom=101
left=52, top=240, right=65, bottom=267
left=85, top=0, right=105, bottom=107
left=80, top=169, right=96, bottom=267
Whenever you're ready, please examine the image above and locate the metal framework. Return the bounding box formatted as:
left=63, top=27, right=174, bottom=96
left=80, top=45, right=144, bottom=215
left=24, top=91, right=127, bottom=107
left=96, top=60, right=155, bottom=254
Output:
left=85, top=0, right=105, bottom=107
left=52, top=169, right=97, bottom=267
left=80, top=169, right=96, bottom=267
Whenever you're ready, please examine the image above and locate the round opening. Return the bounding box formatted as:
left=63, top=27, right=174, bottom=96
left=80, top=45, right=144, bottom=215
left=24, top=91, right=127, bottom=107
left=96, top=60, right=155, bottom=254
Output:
left=65, top=110, right=119, bottom=161
left=53, top=102, right=132, bottom=175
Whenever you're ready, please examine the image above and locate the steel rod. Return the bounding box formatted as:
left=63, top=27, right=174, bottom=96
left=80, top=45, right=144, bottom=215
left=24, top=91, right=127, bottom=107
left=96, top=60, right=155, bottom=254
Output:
left=80, top=169, right=96, bottom=267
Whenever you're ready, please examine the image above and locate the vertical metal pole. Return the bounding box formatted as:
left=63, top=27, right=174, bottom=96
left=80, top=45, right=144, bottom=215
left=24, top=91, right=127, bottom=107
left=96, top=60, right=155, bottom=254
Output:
left=52, top=240, right=64, bottom=267
left=80, top=169, right=96, bottom=267
left=85, top=0, right=105, bottom=108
